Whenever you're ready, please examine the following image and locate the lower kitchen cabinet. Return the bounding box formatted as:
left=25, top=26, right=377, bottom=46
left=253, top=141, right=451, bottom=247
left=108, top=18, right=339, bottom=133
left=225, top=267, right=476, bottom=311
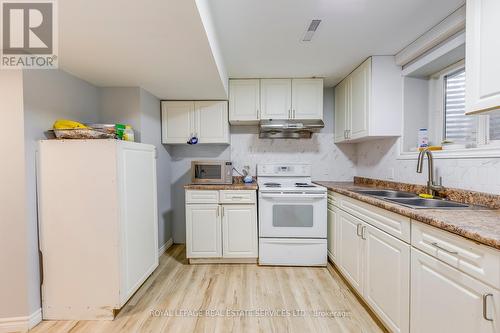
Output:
left=331, top=194, right=410, bottom=333
left=337, top=210, right=364, bottom=294
left=363, top=223, right=410, bottom=333
left=185, top=190, right=258, bottom=261
left=222, top=205, right=258, bottom=258
left=327, top=204, right=339, bottom=261
left=411, top=248, right=499, bottom=333
left=186, top=204, right=222, bottom=258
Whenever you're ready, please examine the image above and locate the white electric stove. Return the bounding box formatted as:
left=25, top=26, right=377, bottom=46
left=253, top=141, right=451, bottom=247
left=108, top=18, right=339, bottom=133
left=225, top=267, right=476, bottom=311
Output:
left=257, top=163, right=327, bottom=266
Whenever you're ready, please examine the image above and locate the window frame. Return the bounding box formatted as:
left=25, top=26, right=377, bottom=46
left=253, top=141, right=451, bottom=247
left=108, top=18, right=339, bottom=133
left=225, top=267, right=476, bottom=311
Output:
left=398, top=61, right=500, bottom=160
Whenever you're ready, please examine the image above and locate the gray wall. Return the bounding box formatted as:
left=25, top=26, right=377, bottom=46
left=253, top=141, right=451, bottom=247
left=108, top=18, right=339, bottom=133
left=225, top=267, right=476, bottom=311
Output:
left=139, top=89, right=173, bottom=248
left=99, top=87, right=174, bottom=248
left=23, top=70, right=101, bottom=314
left=100, top=88, right=142, bottom=141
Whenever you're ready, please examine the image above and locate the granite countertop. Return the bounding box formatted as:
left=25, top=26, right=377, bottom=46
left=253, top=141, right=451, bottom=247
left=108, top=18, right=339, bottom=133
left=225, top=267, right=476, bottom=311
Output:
left=314, top=181, right=500, bottom=250
left=184, top=177, right=258, bottom=191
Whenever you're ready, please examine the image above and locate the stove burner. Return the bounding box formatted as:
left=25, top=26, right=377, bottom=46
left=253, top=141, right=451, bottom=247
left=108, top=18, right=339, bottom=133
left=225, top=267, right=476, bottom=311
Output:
left=264, top=182, right=282, bottom=188
left=295, top=182, right=316, bottom=188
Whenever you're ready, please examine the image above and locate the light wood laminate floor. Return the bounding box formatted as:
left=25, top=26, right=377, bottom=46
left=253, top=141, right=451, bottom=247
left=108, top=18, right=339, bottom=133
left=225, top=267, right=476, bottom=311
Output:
left=31, top=245, right=385, bottom=333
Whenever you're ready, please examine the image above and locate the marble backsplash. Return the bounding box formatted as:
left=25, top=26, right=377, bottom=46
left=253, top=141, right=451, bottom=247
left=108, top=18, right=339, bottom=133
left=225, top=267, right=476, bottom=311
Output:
left=356, top=138, right=500, bottom=195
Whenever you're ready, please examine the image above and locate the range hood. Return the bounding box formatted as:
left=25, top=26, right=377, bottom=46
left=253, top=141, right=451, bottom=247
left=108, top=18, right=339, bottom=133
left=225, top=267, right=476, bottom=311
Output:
left=259, top=119, right=324, bottom=139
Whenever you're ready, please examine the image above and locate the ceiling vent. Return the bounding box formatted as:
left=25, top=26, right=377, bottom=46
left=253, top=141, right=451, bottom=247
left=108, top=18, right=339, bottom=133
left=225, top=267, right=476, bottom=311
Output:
left=302, top=19, right=321, bottom=42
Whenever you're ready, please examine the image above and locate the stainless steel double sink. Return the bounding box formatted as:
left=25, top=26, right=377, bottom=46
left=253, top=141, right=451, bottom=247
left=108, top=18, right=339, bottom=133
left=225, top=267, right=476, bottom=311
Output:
left=353, top=189, right=471, bottom=209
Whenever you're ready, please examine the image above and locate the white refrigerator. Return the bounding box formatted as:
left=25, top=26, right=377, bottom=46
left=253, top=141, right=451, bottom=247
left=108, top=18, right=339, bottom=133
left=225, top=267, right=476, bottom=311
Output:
left=37, top=139, right=159, bottom=320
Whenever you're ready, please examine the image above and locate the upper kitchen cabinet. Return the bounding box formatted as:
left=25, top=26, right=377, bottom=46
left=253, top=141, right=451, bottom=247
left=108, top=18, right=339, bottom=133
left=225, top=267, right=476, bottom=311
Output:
left=229, top=79, right=260, bottom=124
left=229, top=78, right=324, bottom=123
left=334, top=56, right=402, bottom=143
left=291, top=79, right=324, bottom=120
left=161, top=100, right=229, bottom=145
left=195, top=101, right=230, bottom=144
left=260, top=79, right=292, bottom=120
left=465, top=0, right=500, bottom=115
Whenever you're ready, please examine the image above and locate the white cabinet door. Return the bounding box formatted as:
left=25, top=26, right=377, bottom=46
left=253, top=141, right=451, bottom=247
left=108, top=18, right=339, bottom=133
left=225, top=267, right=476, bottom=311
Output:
left=117, top=143, right=159, bottom=305
left=222, top=204, right=258, bottom=258
left=337, top=210, right=364, bottom=294
left=334, top=79, right=348, bottom=142
left=466, top=0, right=500, bottom=114
left=195, top=101, right=229, bottom=144
left=350, top=58, right=370, bottom=139
left=229, top=79, right=260, bottom=123
left=186, top=204, right=222, bottom=258
left=291, top=79, right=323, bottom=120
left=161, top=101, right=194, bottom=144
left=363, top=224, right=410, bottom=333
left=260, top=79, right=292, bottom=120
left=327, top=206, right=339, bottom=262
left=411, top=249, right=499, bottom=333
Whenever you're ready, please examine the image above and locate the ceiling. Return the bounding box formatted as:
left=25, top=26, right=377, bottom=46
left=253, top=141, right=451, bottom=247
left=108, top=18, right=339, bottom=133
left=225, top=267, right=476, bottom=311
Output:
left=59, top=0, right=228, bottom=99
left=208, top=0, right=465, bottom=87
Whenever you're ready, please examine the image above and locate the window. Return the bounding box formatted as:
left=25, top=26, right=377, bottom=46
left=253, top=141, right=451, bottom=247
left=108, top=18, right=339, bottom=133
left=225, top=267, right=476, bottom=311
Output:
left=489, top=111, right=500, bottom=142
left=443, top=69, right=477, bottom=144
left=441, top=66, right=499, bottom=148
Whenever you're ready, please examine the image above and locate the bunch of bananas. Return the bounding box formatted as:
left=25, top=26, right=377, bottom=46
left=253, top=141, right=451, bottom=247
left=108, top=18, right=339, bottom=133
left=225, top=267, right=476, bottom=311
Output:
left=53, top=119, right=88, bottom=130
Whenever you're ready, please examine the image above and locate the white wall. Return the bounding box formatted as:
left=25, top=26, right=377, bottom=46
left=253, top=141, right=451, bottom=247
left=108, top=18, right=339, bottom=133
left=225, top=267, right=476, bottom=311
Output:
left=22, top=69, right=101, bottom=315
left=356, top=138, right=500, bottom=194
left=0, top=71, right=30, bottom=320
left=169, top=88, right=357, bottom=243
left=231, top=88, right=357, bottom=180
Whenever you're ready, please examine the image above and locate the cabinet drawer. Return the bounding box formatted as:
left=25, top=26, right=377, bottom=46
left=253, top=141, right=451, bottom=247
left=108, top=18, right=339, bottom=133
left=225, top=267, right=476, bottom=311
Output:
left=219, top=190, right=256, bottom=204
left=412, top=221, right=500, bottom=289
left=333, top=193, right=411, bottom=243
left=185, top=190, right=219, bottom=204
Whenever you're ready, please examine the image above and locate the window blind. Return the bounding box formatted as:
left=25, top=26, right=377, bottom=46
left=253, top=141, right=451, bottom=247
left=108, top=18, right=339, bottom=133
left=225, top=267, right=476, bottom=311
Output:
left=444, top=69, right=477, bottom=143
left=489, top=111, right=500, bottom=141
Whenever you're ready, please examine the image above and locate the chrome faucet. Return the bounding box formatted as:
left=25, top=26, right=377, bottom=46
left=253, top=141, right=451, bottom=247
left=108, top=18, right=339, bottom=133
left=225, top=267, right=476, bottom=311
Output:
left=416, top=148, right=444, bottom=196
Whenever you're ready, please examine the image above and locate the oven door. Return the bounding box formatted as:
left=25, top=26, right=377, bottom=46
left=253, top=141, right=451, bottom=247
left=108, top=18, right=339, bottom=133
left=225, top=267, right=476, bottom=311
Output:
left=259, top=191, right=327, bottom=238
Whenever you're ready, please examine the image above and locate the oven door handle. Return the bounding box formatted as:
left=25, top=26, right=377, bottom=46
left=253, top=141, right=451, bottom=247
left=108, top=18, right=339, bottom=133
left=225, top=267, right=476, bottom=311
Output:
left=260, top=193, right=326, bottom=199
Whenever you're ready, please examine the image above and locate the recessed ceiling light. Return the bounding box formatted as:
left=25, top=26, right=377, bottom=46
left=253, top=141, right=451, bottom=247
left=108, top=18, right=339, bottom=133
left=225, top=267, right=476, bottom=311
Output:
left=302, top=19, right=321, bottom=42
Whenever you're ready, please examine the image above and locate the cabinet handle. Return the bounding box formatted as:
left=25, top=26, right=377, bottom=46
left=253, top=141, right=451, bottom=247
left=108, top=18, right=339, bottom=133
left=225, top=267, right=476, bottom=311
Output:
left=288, top=109, right=291, bottom=118
left=231, top=196, right=243, bottom=199
left=217, top=206, right=220, bottom=217
left=222, top=207, right=225, bottom=217
left=483, top=293, right=494, bottom=321
left=431, top=242, right=458, bottom=255
left=361, top=226, right=367, bottom=240
left=292, top=109, right=295, bottom=118
left=347, top=130, right=351, bottom=139
left=344, top=130, right=347, bottom=139
left=356, top=223, right=362, bottom=237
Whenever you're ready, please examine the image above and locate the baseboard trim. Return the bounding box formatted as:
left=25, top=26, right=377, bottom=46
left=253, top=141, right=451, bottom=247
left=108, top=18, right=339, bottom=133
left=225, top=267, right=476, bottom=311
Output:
left=0, top=308, right=42, bottom=333
left=158, top=238, right=173, bottom=258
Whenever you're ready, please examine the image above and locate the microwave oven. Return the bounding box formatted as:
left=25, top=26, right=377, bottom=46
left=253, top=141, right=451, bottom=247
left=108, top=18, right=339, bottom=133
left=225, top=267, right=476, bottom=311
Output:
left=191, top=160, right=233, bottom=185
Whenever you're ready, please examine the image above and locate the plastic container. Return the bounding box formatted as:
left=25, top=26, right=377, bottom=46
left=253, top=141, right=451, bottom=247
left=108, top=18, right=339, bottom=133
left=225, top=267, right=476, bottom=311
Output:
left=417, top=128, right=429, bottom=148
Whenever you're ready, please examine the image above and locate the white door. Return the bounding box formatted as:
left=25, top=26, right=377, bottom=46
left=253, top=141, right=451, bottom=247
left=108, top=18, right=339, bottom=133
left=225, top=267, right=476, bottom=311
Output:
left=334, top=79, right=348, bottom=142
left=229, top=79, right=260, bottom=123
left=411, top=249, right=499, bottom=333
left=350, top=58, right=370, bottom=139
left=327, top=205, right=339, bottom=262
left=222, top=205, right=257, bottom=258
left=337, top=211, right=364, bottom=294
left=186, top=204, right=222, bottom=258
left=466, top=0, right=500, bottom=114
left=161, top=101, right=194, bottom=144
left=363, top=223, right=410, bottom=333
left=117, top=142, right=158, bottom=305
left=260, top=79, right=292, bottom=120
left=195, top=101, right=229, bottom=144
left=291, top=79, right=323, bottom=120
